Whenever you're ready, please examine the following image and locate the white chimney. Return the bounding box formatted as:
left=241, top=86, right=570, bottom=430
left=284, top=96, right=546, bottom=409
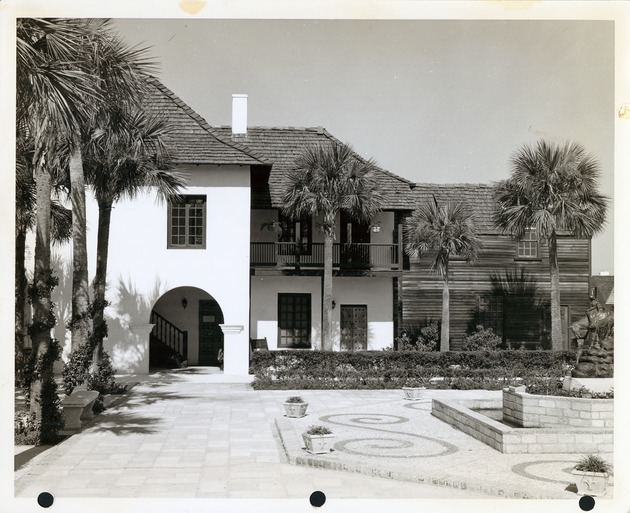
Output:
left=232, top=94, right=248, bottom=135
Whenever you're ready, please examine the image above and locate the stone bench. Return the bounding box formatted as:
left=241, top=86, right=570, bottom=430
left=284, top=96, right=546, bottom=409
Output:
left=61, top=390, right=100, bottom=430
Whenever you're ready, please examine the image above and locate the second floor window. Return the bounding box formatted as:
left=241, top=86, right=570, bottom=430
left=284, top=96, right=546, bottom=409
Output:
left=517, top=227, right=538, bottom=258
left=168, top=195, right=206, bottom=249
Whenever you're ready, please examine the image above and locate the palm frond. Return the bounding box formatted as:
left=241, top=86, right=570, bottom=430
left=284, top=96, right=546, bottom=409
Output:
left=282, top=141, right=384, bottom=233
left=405, top=197, right=481, bottom=278
left=493, top=139, right=608, bottom=241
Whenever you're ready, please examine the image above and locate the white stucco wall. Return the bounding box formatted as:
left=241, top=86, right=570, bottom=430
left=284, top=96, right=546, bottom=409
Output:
left=250, top=275, right=393, bottom=351
left=48, top=164, right=252, bottom=374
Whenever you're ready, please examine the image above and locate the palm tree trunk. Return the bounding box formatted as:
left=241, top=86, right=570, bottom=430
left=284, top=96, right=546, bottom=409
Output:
left=92, top=199, right=113, bottom=364
left=441, top=274, right=450, bottom=352
left=30, top=161, right=53, bottom=420
left=322, top=232, right=334, bottom=351
left=69, top=142, right=90, bottom=351
left=15, top=224, right=28, bottom=356
left=548, top=232, right=563, bottom=351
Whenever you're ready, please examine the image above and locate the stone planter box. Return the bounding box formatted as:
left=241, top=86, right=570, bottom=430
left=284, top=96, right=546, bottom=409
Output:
left=502, top=385, right=613, bottom=429
left=302, top=433, right=335, bottom=454
left=402, top=386, right=426, bottom=400
left=572, top=469, right=609, bottom=496
left=283, top=402, right=308, bottom=418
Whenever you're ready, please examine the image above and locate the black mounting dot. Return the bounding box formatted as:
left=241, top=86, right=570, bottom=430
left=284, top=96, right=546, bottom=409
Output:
left=310, top=490, right=326, bottom=507
left=579, top=495, right=596, bottom=511
left=37, top=492, right=54, bottom=508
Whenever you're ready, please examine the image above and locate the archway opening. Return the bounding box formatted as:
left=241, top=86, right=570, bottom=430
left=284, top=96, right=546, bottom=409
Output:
left=149, top=286, right=224, bottom=369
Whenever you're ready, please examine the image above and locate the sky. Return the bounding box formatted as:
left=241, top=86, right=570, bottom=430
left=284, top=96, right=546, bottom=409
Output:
left=112, top=17, right=616, bottom=274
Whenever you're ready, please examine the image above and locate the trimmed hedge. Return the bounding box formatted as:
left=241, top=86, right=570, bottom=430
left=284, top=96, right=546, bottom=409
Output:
left=250, top=350, right=576, bottom=390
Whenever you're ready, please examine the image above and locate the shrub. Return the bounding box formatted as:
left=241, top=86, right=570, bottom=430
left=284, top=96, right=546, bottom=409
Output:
left=87, top=351, right=127, bottom=395
left=395, top=322, right=439, bottom=351
left=305, top=425, right=332, bottom=435
left=14, top=411, right=40, bottom=445
left=462, top=325, right=502, bottom=351
left=251, top=349, right=575, bottom=390
left=575, top=454, right=612, bottom=473
left=285, top=396, right=305, bottom=403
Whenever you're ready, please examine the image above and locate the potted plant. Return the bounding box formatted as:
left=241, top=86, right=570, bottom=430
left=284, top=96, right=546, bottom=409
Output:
left=283, top=396, right=309, bottom=418
left=402, top=378, right=427, bottom=400
left=302, top=425, right=334, bottom=455
left=572, top=454, right=612, bottom=496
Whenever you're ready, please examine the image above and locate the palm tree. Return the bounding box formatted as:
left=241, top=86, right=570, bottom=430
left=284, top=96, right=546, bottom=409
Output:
left=66, top=21, right=158, bottom=351
left=17, top=18, right=101, bottom=425
left=404, top=197, right=481, bottom=351
left=282, top=142, right=383, bottom=351
left=15, top=133, right=72, bottom=385
left=85, top=104, right=185, bottom=363
left=493, top=140, right=608, bottom=351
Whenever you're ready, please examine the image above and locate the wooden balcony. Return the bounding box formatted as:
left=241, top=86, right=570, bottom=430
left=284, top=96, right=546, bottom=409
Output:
left=251, top=242, right=401, bottom=271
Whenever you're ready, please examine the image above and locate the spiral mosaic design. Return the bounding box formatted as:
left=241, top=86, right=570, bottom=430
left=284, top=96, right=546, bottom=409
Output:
left=403, top=400, right=432, bottom=412
left=511, top=460, right=575, bottom=485
left=319, top=413, right=458, bottom=458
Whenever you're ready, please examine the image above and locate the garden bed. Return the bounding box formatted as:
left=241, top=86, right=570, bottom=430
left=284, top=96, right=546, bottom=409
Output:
left=251, top=350, right=576, bottom=390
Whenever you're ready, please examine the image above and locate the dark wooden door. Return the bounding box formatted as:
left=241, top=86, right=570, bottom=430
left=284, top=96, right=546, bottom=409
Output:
left=198, top=299, right=224, bottom=366
left=340, top=305, right=368, bottom=351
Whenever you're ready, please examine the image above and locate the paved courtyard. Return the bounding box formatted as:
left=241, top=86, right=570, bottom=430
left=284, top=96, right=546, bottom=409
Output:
left=14, top=367, right=614, bottom=504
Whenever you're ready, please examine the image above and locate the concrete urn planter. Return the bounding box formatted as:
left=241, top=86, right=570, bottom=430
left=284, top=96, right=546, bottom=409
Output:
left=402, top=386, right=426, bottom=400
left=302, top=433, right=335, bottom=454
left=571, top=469, right=609, bottom=497
left=283, top=402, right=309, bottom=418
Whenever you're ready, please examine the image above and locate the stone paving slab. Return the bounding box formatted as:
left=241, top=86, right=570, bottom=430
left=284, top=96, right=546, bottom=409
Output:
left=12, top=369, right=615, bottom=505
left=14, top=372, right=490, bottom=501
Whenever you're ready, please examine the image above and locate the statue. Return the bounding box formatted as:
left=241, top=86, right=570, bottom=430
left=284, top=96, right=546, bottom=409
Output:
left=571, top=295, right=614, bottom=379
left=570, top=296, right=613, bottom=350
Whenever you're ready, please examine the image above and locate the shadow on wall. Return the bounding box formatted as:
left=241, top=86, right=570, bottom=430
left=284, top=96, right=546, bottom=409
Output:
left=104, top=276, right=168, bottom=373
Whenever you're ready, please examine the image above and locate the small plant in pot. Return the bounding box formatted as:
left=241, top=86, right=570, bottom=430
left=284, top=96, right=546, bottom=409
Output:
left=302, top=425, right=334, bottom=455
left=283, top=396, right=309, bottom=418
left=572, top=453, right=612, bottom=496
left=402, top=378, right=427, bottom=400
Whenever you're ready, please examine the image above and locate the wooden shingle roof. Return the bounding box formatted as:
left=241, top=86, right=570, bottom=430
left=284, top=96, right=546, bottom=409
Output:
left=212, top=126, right=416, bottom=210
left=145, top=79, right=267, bottom=166
left=411, top=183, right=499, bottom=234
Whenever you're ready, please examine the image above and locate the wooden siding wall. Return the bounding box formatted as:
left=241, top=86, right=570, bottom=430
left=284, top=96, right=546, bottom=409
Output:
left=401, top=235, right=591, bottom=350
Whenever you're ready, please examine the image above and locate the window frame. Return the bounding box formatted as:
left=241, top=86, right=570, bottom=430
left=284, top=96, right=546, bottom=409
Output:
left=516, top=226, right=539, bottom=259
left=277, top=293, right=312, bottom=348
left=167, top=195, right=207, bottom=249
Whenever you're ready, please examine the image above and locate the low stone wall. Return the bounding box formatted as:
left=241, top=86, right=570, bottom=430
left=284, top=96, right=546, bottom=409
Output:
left=502, top=385, right=613, bottom=429
left=432, top=398, right=613, bottom=454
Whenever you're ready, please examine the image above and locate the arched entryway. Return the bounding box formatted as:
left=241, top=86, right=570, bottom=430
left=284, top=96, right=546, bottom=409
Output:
left=150, top=286, right=225, bottom=368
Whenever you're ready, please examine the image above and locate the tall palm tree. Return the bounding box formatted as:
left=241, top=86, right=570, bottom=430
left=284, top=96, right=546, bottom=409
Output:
left=404, top=197, right=481, bottom=351
left=282, top=142, right=383, bottom=351
left=15, top=133, right=72, bottom=381
left=66, top=21, right=158, bottom=351
left=85, top=104, right=185, bottom=363
left=17, top=18, right=101, bottom=423
left=493, top=140, right=608, bottom=351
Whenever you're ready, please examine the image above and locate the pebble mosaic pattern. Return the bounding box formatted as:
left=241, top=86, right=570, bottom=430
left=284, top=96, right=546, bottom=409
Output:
left=320, top=412, right=458, bottom=458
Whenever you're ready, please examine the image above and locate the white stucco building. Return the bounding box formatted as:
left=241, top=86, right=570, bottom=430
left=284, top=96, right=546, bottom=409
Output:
left=46, top=79, right=416, bottom=376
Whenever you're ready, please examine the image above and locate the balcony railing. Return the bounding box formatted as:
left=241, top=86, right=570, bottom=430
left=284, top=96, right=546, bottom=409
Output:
left=251, top=242, right=400, bottom=270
